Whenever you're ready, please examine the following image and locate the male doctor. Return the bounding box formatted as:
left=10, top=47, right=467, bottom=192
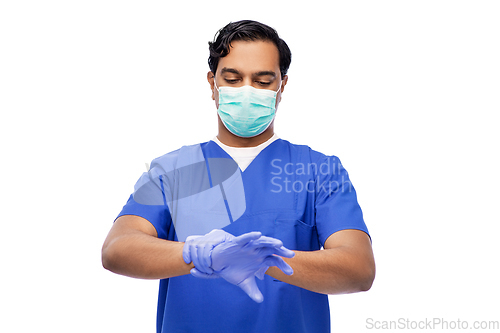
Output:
left=102, top=20, right=375, bottom=333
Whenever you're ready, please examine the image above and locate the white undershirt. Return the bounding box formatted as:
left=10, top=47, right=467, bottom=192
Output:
left=212, top=134, right=279, bottom=172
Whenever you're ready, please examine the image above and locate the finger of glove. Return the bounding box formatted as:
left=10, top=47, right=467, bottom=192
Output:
left=195, top=244, right=213, bottom=274
left=272, top=246, right=295, bottom=258
left=249, top=245, right=295, bottom=260
left=233, top=231, right=262, bottom=246
left=255, top=266, right=268, bottom=280
left=264, top=256, right=294, bottom=275
left=191, top=245, right=214, bottom=275
left=237, top=276, right=264, bottom=303
left=247, top=236, right=283, bottom=249
left=247, top=238, right=295, bottom=259
left=190, top=268, right=219, bottom=279
left=207, top=229, right=234, bottom=243
left=182, top=241, right=194, bottom=264
left=182, top=235, right=203, bottom=264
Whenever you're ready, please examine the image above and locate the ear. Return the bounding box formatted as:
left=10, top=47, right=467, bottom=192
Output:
left=280, top=75, right=288, bottom=93
left=207, top=71, right=215, bottom=100
left=276, top=75, right=288, bottom=105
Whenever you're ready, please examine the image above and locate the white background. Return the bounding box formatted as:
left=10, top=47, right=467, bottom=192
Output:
left=1, top=1, right=499, bottom=332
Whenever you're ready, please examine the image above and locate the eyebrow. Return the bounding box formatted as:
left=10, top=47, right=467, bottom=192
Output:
left=254, top=70, right=277, bottom=78
left=220, top=67, right=240, bottom=75
left=220, top=67, right=277, bottom=78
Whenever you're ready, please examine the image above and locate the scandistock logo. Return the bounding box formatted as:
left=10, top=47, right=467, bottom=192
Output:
left=133, top=145, right=246, bottom=242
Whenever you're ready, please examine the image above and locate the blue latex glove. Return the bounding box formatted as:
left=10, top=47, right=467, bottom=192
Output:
left=211, top=234, right=295, bottom=302
left=183, top=229, right=295, bottom=302
left=182, top=229, right=235, bottom=275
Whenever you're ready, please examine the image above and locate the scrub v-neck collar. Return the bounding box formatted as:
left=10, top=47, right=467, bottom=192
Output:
left=211, top=134, right=280, bottom=172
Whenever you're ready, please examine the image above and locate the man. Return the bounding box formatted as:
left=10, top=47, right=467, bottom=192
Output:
left=102, top=20, right=375, bottom=333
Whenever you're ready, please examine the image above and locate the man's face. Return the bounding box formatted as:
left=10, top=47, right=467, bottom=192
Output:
left=208, top=40, right=288, bottom=110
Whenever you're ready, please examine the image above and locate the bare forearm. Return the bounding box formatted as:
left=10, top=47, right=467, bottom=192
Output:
left=102, top=230, right=193, bottom=279
left=266, top=247, right=375, bottom=295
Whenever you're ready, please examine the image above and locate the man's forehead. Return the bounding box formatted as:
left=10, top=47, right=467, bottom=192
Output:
left=217, top=40, right=280, bottom=75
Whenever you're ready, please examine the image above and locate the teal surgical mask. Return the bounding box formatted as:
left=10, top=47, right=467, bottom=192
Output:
left=215, top=80, right=281, bottom=138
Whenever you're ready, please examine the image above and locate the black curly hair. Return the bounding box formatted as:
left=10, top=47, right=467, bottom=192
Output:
left=208, top=20, right=292, bottom=79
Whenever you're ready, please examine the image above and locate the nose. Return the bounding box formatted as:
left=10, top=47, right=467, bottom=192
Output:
left=242, top=78, right=254, bottom=87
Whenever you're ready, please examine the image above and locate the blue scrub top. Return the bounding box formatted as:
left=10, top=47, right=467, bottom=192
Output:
left=117, top=139, right=369, bottom=333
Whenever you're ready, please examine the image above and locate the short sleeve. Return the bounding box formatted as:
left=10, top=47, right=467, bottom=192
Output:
left=314, top=155, right=369, bottom=246
left=116, top=194, right=172, bottom=240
